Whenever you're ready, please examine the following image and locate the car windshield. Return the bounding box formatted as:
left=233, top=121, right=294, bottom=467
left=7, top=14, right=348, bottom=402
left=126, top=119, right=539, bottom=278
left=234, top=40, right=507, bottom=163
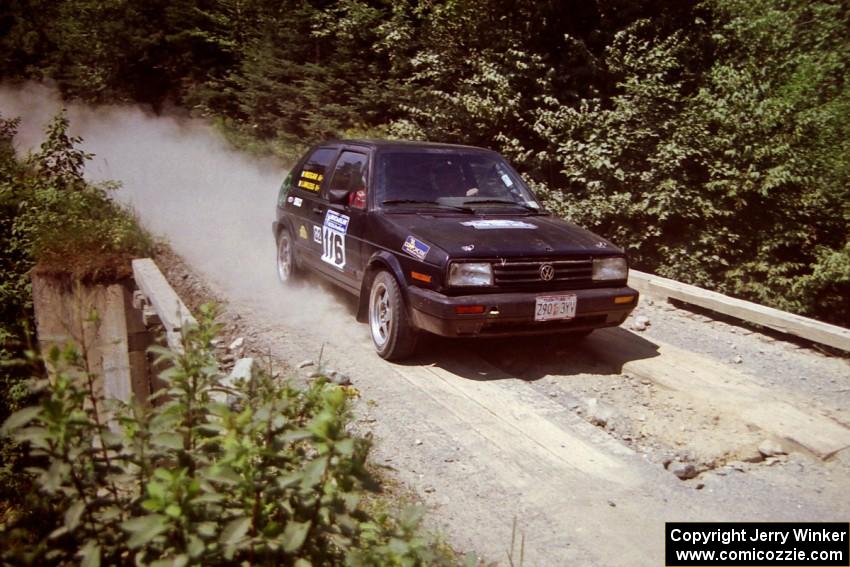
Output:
left=376, top=150, right=541, bottom=211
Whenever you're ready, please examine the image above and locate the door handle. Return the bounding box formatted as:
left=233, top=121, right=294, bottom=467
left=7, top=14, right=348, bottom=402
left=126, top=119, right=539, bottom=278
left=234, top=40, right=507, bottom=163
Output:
left=313, top=207, right=324, bottom=215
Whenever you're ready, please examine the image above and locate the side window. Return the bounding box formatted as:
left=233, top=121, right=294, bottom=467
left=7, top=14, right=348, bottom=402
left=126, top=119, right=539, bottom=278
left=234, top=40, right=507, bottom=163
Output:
left=295, top=147, right=336, bottom=195
left=327, top=151, right=369, bottom=209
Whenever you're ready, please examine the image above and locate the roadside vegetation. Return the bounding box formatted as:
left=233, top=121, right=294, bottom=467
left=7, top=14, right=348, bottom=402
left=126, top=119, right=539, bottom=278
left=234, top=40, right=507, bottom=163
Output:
left=2, top=304, right=464, bottom=565
left=1, top=0, right=846, bottom=326
left=0, top=111, right=153, bottom=508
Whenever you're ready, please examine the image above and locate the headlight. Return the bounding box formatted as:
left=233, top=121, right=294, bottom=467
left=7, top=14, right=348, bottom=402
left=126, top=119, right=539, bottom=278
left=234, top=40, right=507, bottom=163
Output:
left=449, top=262, right=493, bottom=286
left=592, top=257, right=628, bottom=281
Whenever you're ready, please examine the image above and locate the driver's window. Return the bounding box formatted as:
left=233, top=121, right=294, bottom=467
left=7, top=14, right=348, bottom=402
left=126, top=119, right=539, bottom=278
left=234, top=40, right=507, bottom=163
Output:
left=328, top=151, right=369, bottom=209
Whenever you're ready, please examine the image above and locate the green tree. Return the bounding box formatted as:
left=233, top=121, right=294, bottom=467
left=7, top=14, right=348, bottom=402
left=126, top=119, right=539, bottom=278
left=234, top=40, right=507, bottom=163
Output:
left=690, top=0, right=850, bottom=320
left=533, top=0, right=850, bottom=324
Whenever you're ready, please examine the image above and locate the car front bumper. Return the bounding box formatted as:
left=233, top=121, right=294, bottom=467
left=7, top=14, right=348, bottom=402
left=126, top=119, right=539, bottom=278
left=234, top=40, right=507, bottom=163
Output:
left=407, top=285, right=638, bottom=337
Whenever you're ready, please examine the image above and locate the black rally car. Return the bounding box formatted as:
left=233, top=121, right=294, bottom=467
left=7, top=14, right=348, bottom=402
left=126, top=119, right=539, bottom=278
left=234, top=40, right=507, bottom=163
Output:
left=273, top=140, right=638, bottom=360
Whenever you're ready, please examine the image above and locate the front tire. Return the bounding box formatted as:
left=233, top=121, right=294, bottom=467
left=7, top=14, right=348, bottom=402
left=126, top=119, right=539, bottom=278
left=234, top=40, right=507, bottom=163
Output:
left=276, top=230, right=297, bottom=284
left=369, top=271, right=418, bottom=360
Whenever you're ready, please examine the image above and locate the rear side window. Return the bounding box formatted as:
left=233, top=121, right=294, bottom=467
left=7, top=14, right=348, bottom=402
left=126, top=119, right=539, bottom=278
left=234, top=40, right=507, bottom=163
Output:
left=296, top=147, right=336, bottom=194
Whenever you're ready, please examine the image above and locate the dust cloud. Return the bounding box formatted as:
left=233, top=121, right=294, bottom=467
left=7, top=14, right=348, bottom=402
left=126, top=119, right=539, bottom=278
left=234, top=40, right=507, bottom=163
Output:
left=0, top=82, right=369, bottom=348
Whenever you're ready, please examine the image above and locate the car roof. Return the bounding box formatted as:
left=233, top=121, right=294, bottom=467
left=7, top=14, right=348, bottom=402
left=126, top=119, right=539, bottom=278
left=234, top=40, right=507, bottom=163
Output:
left=329, top=139, right=499, bottom=154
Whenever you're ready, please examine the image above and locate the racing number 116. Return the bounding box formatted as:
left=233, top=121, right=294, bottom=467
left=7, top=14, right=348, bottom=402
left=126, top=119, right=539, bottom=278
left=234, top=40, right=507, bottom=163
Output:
left=321, top=227, right=345, bottom=268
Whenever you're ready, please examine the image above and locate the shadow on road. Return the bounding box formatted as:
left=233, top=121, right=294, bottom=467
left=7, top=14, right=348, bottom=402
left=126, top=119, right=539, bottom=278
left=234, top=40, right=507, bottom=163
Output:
left=404, top=327, right=660, bottom=382
left=305, top=275, right=660, bottom=382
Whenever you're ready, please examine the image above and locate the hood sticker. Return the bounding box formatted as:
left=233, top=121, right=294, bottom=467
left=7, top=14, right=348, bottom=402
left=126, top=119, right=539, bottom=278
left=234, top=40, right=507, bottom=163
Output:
left=461, top=219, right=538, bottom=230
left=321, top=210, right=350, bottom=269
left=402, top=236, right=430, bottom=261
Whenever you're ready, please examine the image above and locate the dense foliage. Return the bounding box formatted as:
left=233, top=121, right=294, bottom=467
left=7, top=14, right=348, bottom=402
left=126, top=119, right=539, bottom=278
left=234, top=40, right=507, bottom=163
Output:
left=1, top=305, right=463, bottom=565
left=0, top=112, right=152, bottom=505
left=1, top=0, right=847, bottom=324
left=0, top=115, right=35, bottom=502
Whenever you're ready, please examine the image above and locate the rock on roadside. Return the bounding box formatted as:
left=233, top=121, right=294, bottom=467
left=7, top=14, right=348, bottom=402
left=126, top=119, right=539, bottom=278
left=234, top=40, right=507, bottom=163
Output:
left=667, top=460, right=698, bottom=480
left=631, top=315, right=650, bottom=332
left=758, top=439, right=787, bottom=458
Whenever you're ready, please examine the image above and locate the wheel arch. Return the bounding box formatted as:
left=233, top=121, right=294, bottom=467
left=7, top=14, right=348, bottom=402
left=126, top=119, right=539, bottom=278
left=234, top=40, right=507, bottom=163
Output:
left=356, top=251, right=410, bottom=323
left=274, top=216, right=296, bottom=242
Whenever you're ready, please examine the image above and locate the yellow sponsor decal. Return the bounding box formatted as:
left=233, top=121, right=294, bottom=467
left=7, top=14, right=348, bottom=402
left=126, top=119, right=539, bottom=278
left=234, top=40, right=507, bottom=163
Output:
left=298, top=225, right=308, bottom=239
left=301, top=170, right=323, bottom=181
left=298, top=179, right=319, bottom=191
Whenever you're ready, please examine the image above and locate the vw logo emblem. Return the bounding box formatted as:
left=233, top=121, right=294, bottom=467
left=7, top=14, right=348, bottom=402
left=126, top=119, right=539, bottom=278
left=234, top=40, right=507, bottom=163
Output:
left=539, top=263, right=555, bottom=281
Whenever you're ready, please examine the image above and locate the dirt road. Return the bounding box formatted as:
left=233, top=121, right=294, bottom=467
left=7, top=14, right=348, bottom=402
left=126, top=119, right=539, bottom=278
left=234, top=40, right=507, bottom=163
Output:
left=229, top=300, right=850, bottom=566
left=4, top=89, right=848, bottom=565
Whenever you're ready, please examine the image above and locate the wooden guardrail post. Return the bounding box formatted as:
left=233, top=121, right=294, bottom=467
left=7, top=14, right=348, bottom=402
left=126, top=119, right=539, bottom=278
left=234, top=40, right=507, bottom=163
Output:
left=628, top=270, right=850, bottom=352
left=131, top=259, right=197, bottom=354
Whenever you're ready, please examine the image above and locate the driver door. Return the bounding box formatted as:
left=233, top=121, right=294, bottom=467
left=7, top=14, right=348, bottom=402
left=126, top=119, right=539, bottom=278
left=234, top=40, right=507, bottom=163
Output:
left=317, top=149, right=370, bottom=293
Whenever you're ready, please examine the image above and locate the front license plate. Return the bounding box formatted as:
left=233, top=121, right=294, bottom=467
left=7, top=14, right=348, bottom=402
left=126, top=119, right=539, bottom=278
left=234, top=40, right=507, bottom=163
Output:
left=535, top=294, right=577, bottom=322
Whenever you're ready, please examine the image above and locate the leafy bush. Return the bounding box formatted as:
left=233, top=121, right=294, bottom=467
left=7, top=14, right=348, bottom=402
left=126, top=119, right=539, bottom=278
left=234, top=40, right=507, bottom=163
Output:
left=523, top=3, right=850, bottom=325
left=0, top=305, right=464, bottom=566
left=0, top=115, right=39, bottom=503
left=16, top=111, right=153, bottom=281
left=0, top=114, right=34, bottom=408
left=0, top=108, right=147, bottom=519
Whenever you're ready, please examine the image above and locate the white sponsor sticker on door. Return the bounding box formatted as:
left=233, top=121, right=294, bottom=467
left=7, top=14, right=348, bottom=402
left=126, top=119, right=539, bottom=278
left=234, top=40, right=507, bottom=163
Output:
left=321, top=210, right=350, bottom=269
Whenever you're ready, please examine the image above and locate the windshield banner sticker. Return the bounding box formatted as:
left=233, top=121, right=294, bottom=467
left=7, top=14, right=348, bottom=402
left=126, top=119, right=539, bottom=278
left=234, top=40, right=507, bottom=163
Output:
left=402, top=236, right=430, bottom=261
left=460, top=219, right=537, bottom=230
left=322, top=211, right=349, bottom=269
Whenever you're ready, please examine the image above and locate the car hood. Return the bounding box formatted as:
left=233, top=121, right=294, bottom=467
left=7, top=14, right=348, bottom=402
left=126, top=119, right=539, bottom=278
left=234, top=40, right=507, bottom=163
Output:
left=382, top=212, right=622, bottom=259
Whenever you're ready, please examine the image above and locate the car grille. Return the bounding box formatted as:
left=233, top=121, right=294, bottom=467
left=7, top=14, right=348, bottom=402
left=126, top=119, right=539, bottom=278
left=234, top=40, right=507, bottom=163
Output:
left=492, top=257, right=594, bottom=290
